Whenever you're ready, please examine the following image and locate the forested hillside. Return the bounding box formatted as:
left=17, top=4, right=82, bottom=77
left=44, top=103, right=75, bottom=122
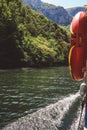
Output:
left=0, top=0, right=70, bottom=68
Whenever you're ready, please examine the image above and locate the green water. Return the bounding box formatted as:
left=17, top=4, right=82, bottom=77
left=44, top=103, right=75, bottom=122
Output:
left=0, top=67, right=81, bottom=129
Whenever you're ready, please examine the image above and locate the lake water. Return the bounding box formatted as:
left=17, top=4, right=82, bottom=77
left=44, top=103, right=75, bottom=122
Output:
left=0, top=67, right=83, bottom=130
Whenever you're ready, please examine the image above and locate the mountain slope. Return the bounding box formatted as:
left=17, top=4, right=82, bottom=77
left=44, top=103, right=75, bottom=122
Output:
left=23, top=0, right=72, bottom=25
left=39, top=6, right=72, bottom=25
left=23, top=0, right=86, bottom=25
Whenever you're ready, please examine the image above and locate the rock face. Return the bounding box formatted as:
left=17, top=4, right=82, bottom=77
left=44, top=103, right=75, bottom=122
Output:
left=23, top=0, right=72, bottom=25
left=40, top=6, right=72, bottom=25
left=23, top=0, right=85, bottom=25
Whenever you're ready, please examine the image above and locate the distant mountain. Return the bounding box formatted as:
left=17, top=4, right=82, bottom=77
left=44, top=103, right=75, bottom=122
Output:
left=39, top=6, right=72, bottom=25
left=23, top=0, right=72, bottom=25
left=23, top=0, right=85, bottom=25
left=67, top=7, right=85, bottom=16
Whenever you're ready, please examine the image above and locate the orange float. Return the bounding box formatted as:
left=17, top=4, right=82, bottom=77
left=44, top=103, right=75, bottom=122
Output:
left=69, top=11, right=87, bottom=81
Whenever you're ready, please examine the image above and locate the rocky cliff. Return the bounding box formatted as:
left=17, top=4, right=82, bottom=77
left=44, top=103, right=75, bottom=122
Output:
left=39, top=6, right=72, bottom=25
left=23, top=0, right=85, bottom=25
left=23, top=0, right=72, bottom=25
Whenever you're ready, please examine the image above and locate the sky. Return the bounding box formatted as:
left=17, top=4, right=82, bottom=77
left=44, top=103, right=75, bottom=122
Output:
left=41, top=0, right=87, bottom=8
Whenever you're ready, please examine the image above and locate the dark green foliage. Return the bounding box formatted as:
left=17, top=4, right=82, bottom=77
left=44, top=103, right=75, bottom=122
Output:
left=0, top=0, right=70, bottom=68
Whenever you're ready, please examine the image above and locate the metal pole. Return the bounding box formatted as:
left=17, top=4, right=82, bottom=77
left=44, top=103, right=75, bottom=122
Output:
left=84, top=5, right=87, bottom=13
left=78, top=61, right=87, bottom=130
left=83, top=60, right=87, bottom=129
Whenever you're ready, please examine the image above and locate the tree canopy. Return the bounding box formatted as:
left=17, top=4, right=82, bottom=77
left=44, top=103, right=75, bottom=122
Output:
left=0, top=0, right=70, bottom=68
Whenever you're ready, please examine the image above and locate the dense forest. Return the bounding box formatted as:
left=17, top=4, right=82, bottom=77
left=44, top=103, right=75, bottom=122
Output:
left=0, top=0, right=70, bottom=68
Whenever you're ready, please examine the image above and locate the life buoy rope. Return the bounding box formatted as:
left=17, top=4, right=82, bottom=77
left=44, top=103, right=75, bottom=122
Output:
left=68, top=45, right=75, bottom=79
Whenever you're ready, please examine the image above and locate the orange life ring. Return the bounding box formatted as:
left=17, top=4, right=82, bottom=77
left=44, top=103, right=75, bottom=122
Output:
left=69, top=11, right=87, bottom=81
